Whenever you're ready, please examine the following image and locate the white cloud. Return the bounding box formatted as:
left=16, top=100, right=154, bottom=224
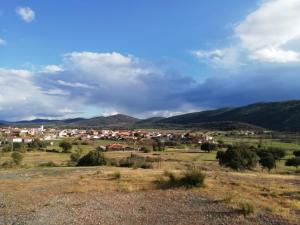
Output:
left=192, top=47, right=243, bottom=69
left=16, top=7, right=35, bottom=23
left=41, top=65, right=64, bottom=74
left=57, top=80, right=93, bottom=89
left=0, top=38, right=6, bottom=46
left=235, top=0, right=300, bottom=63
left=250, top=47, right=300, bottom=63
left=194, top=0, right=300, bottom=65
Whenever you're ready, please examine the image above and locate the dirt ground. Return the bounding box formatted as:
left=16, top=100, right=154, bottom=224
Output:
left=0, top=167, right=298, bottom=225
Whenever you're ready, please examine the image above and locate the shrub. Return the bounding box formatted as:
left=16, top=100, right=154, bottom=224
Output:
left=28, top=139, right=50, bottom=149
left=293, top=150, right=300, bottom=157
left=1, top=145, right=12, bottom=152
left=118, top=154, right=153, bottom=169
left=259, top=153, right=276, bottom=171
left=157, top=169, right=205, bottom=189
left=39, top=161, right=58, bottom=167
left=112, top=171, right=121, bottom=180
left=11, top=152, right=23, bottom=165
left=201, top=142, right=217, bottom=152
left=285, top=157, right=300, bottom=168
left=217, top=144, right=258, bottom=170
left=239, top=201, right=255, bottom=217
left=59, top=141, right=72, bottom=153
left=77, top=150, right=106, bottom=166
left=256, top=147, right=286, bottom=161
left=180, top=169, right=206, bottom=188
left=70, top=152, right=82, bottom=163
left=140, top=146, right=151, bottom=153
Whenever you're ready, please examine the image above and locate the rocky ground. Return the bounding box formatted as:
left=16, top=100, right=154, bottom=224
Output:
left=0, top=167, right=298, bottom=225
left=1, top=190, right=295, bottom=225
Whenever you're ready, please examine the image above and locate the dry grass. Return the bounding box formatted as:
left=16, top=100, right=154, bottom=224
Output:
left=0, top=148, right=299, bottom=224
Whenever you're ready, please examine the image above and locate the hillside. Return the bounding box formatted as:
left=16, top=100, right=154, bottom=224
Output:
left=159, top=100, right=300, bottom=131
left=72, top=114, right=140, bottom=128
left=1, top=100, right=300, bottom=131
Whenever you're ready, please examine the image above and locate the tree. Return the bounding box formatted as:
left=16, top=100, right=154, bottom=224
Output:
left=259, top=153, right=276, bottom=171
left=77, top=150, right=106, bottom=166
left=293, top=150, right=300, bottom=157
left=256, top=147, right=286, bottom=161
left=217, top=144, right=258, bottom=170
left=285, top=157, right=300, bottom=169
left=11, top=152, right=23, bottom=165
left=59, top=141, right=72, bottom=153
left=201, top=142, right=217, bottom=152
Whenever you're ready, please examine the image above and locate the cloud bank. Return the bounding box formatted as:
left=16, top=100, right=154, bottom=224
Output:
left=1, top=0, right=300, bottom=120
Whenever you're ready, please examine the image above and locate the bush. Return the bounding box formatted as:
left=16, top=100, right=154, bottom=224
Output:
left=77, top=150, right=106, bottom=166
left=70, top=152, right=82, bottom=163
left=285, top=157, right=300, bottom=168
left=256, top=147, right=286, bottom=161
left=39, top=161, right=58, bottom=167
left=1, top=145, right=12, bottom=152
left=28, top=139, right=50, bottom=149
left=180, top=169, right=206, bottom=188
left=59, top=141, right=72, bottom=153
left=201, top=142, right=217, bottom=152
left=140, top=146, right=151, bottom=153
left=119, top=154, right=153, bottom=169
left=11, top=152, right=23, bottom=165
left=259, top=153, right=276, bottom=171
left=293, top=150, right=300, bottom=157
left=239, top=201, right=255, bottom=217
left=112, top=171, right=121, bottom=180
left=217, top=144, right=258, bottom=170
left=157, top=169, right=205, bottom=189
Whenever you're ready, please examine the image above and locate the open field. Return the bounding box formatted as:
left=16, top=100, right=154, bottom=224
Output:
left=0, top=137, right=300, bottom=225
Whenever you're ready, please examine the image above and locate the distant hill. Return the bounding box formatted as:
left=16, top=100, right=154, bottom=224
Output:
left=158, top=100, right=300, bottom=131
left=1, top=100, right=300, bottom=131
left=72, top=114, right=139, bottom=128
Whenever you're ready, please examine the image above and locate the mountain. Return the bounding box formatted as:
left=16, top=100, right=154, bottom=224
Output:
left=158, top=100, right=300, bottom=131
left=1, top=100, right=300, bottom=131
left=72, top=114, right=139, bottom=128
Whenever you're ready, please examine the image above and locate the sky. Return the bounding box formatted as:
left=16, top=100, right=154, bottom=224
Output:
left=1, top=0, right=300, bottom=121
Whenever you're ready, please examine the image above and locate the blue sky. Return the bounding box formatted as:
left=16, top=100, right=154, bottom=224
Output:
left=1, top=0, right=300, bottom=120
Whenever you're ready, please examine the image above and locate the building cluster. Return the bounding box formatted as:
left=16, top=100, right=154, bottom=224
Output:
left=0, top=126, right=216, bottom=147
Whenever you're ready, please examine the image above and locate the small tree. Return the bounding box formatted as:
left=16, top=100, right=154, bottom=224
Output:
left=59, top=141, right=72, bottom=153
left=11, top=152, right=23, bottom=165
left=259, top=153, right=276, bottom=171
left=201, top=142, right=217, bottom=152
left=285, top=157, right=300, bottom=169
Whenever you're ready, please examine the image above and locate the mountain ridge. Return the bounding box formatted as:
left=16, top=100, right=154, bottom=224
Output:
left=2, top=100, right=300, bottom=131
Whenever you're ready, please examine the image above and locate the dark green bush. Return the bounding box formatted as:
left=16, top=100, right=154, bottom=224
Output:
left=77, top=150, right=106, bottom=166
left=259, top=153, right=276, bottom=171
left=256, top=147, right=286, bottom=160
left=217, top=144, right=258, bottom=170
left=293, top=150, right=300, bottom=157
left=201, top=142, right=217, bottom=152
left=59, top=141, right=72, bottom=153
left=285, top=157, right=300, bottom=168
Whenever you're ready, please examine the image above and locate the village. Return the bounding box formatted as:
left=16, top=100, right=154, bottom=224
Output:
left=0, top=125, right=220, bottom=151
